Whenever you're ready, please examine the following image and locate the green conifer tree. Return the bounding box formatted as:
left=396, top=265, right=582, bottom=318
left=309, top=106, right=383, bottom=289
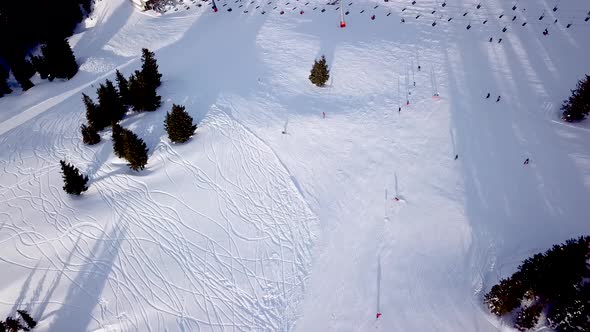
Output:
left=308, top=55, right=330, bottom=87
left=82, top=93, right=107, bottom=130
left=140, top=48, right=162, bottom=89
left=81, top=124, right=100, bottom=145
left=128, top=71, right=161, bottom=112
left=97, top=79, right=126, bottom=123
left=111, top=123, right=128, bottom=159
left=115, top=70, right=131, bottom=106
left=164, top=104, right=197, bottom=143
left=16, top=310, right=37, bottom=330
left=123, top=129, right=149, bottom=171
left=41, top=38, right=78, bottom=80
left=561, top=75, right=590, bottom=122
left=60, top=160, right=89, bottom=195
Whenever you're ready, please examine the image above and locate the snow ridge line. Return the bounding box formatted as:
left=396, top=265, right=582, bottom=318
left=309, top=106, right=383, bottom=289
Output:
left=0, top=58, right=137, bottom=137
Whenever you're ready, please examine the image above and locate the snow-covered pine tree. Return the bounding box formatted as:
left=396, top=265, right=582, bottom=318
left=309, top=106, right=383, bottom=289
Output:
left=81, top=124, right=101, bottom=145
left=16, top=310, right=37, bottom=330
left=123, top=129, right=149, bottom=171
left=164, top=104, right=197, bottom=143
left=140, top=48, right=162, bottom=89
left=97, top=79, right=126, bottom=123
left=115, top=70, right=131, bottom=106
left=41, top=38, right=78, bottom=80
left=309, top=55, right=330, bottom=87
left=561, top=75, right=590, bottom=122
left=59, top=160, right=89, bottom=195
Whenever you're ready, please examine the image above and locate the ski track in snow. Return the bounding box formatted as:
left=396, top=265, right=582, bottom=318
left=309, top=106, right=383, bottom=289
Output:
left=1, top=0, right=590, bottom=331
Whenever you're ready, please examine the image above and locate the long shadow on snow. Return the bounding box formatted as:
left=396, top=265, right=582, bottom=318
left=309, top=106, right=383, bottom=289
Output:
left=444, top=13, right=590, bottom=294
left=124, top=7, right=269, bottom=156
left=48, top=225, right=125, bottom=332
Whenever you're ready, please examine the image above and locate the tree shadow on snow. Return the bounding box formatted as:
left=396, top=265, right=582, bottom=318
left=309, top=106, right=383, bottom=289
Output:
left=47, top=225, right=125, bottom=331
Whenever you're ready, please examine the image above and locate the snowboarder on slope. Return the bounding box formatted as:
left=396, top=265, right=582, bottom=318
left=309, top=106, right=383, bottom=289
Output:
left=486, top=93, right=490, bottom=99
left=524, top=158, right=530, bottom=165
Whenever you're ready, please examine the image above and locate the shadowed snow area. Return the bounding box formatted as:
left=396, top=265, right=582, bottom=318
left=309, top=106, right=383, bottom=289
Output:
left=1, top=0, right=589, bottom=331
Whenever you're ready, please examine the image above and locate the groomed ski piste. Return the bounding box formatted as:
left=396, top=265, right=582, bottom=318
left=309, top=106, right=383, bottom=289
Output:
left=1, top=0, right=590, bottom=330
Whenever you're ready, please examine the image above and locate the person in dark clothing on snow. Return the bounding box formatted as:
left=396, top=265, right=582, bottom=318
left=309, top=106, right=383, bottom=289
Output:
left=524, top=158, right=530, bottom=165
left=455, top=154, right=459, bottom=160
left=498, top=38, right=502, bottom=43
left=418, top=65, right=421, bottom=71
left=486, top=93, right=490, bottom=99
left=489, top=37, right=493, bottom=42
left=496, top=95, right=501, bottom=102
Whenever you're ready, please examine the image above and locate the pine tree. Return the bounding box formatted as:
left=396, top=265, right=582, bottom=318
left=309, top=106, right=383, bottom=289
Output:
left=10, top=58, right=35, bottom=91
left=41, top=38, right=78, bottom=80
left=140, top=48, right=162, bottom=89
left=60, top=160, right=89, bottom=195
left=82, top=93, right=107, bottom=131
left=484, top=275, right=525, bottom=316
left=4, top=317, right=26, bottom=332
left=164, top=104, right=197, bottom=143
left=128, top=71, right=161, bottom=112
left=81, top=124, right=100, bottom=145
left=80, top=0, right=92, bottom=14
left=561, top=75, right=590, bottom=122
left=115, top=70, right=130, bottom=106
left=97, top=79, right=126, bottom=123
left=0, top=65, right=12, bottom=97
left=30, top=55, right=49, bottom=79
left=514, top=303, right=543, bottom=331
left=123, top=129, right=149, bottom=171
left=16, top=310, right=36, bottom=330
left=111, top=123, right=128, bottom=159
left=308, top=55, right=330, bottom=87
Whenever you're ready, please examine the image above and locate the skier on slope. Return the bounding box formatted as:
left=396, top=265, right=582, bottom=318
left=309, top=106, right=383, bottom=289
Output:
left=486, top=93, right=490, bottom=99
left=524, top=158, right=530, bottom=165
left=496, top=95, right=501, bottom=102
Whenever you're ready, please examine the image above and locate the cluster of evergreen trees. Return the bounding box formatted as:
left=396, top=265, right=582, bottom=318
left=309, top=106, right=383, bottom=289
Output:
left=0, top=1, right=89, bottom=95
left=63, top=48, right=196, bottom=195
left=484, top=236, right=590, bottom=331
left=1, top=309, right=37, bottom=332
left=561, top=75, right=590, bottom=122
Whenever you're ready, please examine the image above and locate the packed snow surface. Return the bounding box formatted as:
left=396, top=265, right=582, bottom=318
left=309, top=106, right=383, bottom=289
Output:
left=1, top=0, right=589, bottom=331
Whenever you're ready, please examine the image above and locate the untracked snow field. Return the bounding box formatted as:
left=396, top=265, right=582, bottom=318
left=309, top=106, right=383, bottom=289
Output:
left=1, top=0, right=590, bottom=331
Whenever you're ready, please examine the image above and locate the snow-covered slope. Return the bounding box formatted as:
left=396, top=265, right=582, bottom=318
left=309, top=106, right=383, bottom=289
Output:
left=1, top=0, right=589, bottom=331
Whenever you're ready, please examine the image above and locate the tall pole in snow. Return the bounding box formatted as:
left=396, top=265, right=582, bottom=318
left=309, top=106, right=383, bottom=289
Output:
left=340, top=1, right=346, bottom=28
